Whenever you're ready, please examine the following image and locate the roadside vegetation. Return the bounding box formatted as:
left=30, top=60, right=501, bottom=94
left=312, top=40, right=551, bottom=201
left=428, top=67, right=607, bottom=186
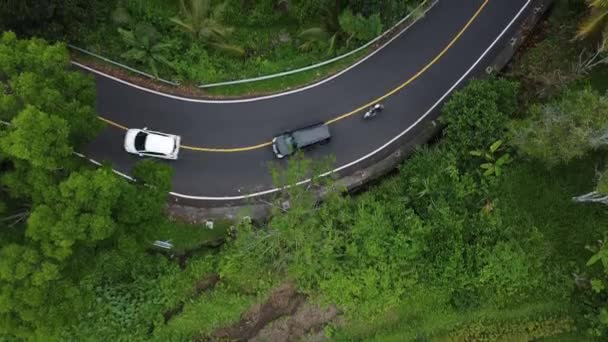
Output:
left=3, top=0, right=608, bottom=340
left=0, top=0, right=423, bottom=89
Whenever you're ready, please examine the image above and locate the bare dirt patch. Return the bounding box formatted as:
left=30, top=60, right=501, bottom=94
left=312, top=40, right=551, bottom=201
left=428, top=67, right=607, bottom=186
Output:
left=210, top=282, right=306, bottom=341
left=251, top=302, right=342, bottom=342
left=207, top=282, right=342, bottom=342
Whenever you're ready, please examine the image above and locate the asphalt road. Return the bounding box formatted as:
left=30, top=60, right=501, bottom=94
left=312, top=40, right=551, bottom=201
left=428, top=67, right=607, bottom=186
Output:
left=83, top=0, right=534, bottom=201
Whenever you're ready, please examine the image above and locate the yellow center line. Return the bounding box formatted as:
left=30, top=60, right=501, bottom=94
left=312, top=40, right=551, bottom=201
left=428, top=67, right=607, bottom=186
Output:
left=98, top=116, right=128, bottom=130
left=98, top=115, right=272, bottom=152
left=325, top=0, right=489, bottom=125
left=183, top=141, right=272, bottom=152
left=98, top=0, right=489, bottom=153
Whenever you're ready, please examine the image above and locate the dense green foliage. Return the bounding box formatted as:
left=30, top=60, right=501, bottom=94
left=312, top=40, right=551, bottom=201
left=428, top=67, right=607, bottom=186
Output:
left=0, top=0, right=109, bottom=40
left=0, top=32, right=102, bottom=146
left=212, top=78, right=585, bottom=340
left=0, top=34, right=227, bottom=340
left=512, top=87, right=608, bottom=166
left=0, top=0, right=422, bottom=85
left=3, top=0, right=608, bottom=340
left=441, top=78, right=519, bottom=155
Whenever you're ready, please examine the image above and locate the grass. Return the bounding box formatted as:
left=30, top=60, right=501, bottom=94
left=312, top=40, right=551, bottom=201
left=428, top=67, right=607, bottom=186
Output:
left=333, top=286, right=575, bottom=341
left=435, top=304, right=575, bottom=341
left=495, top=156, right=608, bottom=265
left=331, top=286, right=454, bottom=340
left=151, top=220, right=230, bottom=253
left=72, top=43, right=369, bottom=97
left=203, top=49, right=368, bottom=97
left=152, top=284, right=259, bottom=341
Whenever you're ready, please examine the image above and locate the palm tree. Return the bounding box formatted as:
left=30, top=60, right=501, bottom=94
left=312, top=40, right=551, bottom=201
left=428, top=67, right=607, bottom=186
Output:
left=298, top=27, right=339, bottom=53
left=118, top=22, right=175, bottom=78
left=576, top=0, right=608, bottom=47
left=169, top=0, right=244, bottom=56
left=297, top=3, right=342, bottom=54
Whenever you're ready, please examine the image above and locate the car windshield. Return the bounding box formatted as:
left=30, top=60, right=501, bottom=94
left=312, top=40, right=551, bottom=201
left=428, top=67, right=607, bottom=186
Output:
left=285, top=136, right=295, bottom=154
left=276, top=135, right=295, bottom=156
left=134, top=132, right=147, bottom=152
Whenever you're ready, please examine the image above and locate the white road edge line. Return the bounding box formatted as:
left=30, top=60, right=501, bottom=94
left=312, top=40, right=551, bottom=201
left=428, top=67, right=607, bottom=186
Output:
left=112, top=168, right=135, bottom=181
left=71, top=1, right=437, bottom=104
left=167, top=0, right=532, bottom=201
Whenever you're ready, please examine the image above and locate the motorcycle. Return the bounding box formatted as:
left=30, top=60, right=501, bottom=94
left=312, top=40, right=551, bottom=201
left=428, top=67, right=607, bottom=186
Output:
left=363, top=103, right=384, bottom=120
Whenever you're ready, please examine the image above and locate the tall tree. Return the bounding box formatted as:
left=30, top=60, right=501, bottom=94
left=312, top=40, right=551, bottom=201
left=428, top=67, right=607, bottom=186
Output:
left=0, top=33, right=178, bottom=339
left=116, top=160, right=173, bottom=228
left=26, top=167, right=124, bottom=261
left=0, top=31, right=103, bottom=147
left=511, top=88, right=608, bottom=166
left=0, top=106, right=72, bottom=170
left=0, top=243, right=79, bottom=339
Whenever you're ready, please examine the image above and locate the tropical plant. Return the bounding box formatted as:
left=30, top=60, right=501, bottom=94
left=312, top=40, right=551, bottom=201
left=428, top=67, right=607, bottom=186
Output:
left=338, top=8, right=383, bottom=46
left=170, top=0, right=244, bottom=56
left=299, top=8, right=382, bottom=53
left=298, top=27, right=339, bottom=53
left=470, top=140, right=513, bottom=177
left=111, top=4, right=132, bottom=27
left=576, top=0, right=608, bottom=49
left=297, top=2, right=342, bottom=53
left=297, top=6, right=383, bottom=53
left=118, top=22, right=175, bottom=77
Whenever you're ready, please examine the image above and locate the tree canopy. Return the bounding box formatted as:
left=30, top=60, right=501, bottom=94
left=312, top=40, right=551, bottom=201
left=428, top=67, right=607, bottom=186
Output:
left=512, top=88, right=608, bottom=166
left=0, top=33, right=174, bottom=338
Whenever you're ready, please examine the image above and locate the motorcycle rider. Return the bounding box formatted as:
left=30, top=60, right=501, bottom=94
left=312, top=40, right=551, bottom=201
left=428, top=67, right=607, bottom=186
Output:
left=371, top=103, right=384, bottom=112
left=364, top=103, right=384, bottom=119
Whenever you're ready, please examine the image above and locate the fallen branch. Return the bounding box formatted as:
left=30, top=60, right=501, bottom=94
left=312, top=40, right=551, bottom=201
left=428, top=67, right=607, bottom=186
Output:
left=1, top=211, right=30, bottom=227
left=575, top=41, right=608, bottom=75
left=572, top=191, right=608, bottom=205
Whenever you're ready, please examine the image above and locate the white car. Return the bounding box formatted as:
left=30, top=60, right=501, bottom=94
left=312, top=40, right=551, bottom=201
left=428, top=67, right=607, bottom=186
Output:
left=124, top=128, right=181, bottom=160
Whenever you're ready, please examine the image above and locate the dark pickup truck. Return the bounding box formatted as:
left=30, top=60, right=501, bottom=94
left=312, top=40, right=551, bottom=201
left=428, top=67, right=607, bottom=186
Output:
left=271, top=123, right=331, bottom=159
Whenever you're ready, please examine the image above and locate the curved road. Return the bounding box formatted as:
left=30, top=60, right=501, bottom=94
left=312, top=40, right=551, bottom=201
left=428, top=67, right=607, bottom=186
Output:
left=82, top=0, right=534, bottom=202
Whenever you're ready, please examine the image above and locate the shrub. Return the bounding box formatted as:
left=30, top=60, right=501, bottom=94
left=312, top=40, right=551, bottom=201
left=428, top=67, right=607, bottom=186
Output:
left=441, top=78, right=519, bottom=156
left=339, top=9, right=383, bottom=45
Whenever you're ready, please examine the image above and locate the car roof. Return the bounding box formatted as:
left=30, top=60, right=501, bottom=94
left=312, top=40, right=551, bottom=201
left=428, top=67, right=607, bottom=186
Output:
left=291, top=124, right=330, bottom=148
left=145, top=133, right=175, bottom=155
